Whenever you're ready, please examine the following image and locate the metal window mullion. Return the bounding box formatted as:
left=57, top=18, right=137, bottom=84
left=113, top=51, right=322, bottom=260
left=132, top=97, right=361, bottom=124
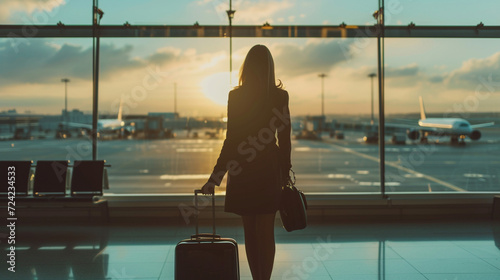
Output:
left=1, top=25, right=500, bottom=38
left=377, top=0, right=386, bottom=199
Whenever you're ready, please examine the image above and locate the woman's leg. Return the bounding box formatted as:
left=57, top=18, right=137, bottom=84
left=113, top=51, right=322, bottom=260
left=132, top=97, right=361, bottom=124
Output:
left=255, top=212, right=276, bottom=280
left=242, top=215, right=261, bottom=279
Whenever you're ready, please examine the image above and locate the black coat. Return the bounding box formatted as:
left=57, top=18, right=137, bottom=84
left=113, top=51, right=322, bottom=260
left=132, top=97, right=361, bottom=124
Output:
left=208, top=86, right=292, bottom=215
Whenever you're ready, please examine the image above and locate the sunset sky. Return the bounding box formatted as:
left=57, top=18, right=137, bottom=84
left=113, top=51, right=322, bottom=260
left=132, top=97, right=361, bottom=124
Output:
left=1, top=0, right=499, bottom=118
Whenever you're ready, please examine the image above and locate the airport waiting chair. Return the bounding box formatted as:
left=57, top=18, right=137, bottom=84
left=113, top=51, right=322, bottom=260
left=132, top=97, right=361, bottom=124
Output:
left=70, top=160, right=109, bottom=223
left=0, top=161, right=32, bottom=197
left=71, top=160, right=105, bottom=196
left=33, top=160, right=69, bottom=197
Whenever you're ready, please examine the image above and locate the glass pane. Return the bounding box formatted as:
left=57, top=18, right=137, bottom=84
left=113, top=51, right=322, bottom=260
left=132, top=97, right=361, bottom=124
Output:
left=389, top=0, right=500, bottom=26
left=384, top=38, right=500, bottom=193
left=1, top=0, right=378, bottom=26
left=94, top=37, right=379, bottom=194
left=1, top=1, right=91, bottom=25
left=0, top=37, right=94, bottom=184
left=98, top=0, right=378, bottom=26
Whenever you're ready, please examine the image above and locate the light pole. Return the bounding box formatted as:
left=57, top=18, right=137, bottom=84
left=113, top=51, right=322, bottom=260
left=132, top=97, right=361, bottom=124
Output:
left=92, top=0, right=103, bottom=160
left=174, top=82, right=177, bottom=119
left=318, top=73, right=327, bottom=115
left=318, top=73, right=327, bottom=132
left=373, top=1, right=386, bottom=197
left=61, top=78, right=70, bottom=129
left=226, top=0, right=235, bottom=85
left=368, top=73, right=376, bottom=125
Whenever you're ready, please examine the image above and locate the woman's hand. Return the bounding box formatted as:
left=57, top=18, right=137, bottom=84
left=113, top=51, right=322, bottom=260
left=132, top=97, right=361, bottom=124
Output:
left=201, top=182, right=215, bottom=195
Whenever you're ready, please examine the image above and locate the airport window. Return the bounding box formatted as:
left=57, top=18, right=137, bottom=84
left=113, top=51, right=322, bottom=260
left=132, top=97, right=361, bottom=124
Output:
left=385, top=38, right=500, bottom=193
left=0, top=37, right=94, bottom=163
left=1, top=1, right=91, bottom=25
left=1, top=1, right=499, bottom=198
left=97, top=0, right=378, bottom=26
left=95, top=37, right=381, bottom=195
left=388, top=0, right=500, bottom=26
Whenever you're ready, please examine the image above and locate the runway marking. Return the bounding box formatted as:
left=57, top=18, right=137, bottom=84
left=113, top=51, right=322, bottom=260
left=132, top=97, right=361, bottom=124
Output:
left=160, top=174, right=210, bottom=180
left=294, top=147, right=312, bottom=152
left=463, top=173, right=491, bottom=178
left=327, top=143, right=466, bottom=192
left=359, top=182, right=401, bottom=187
left=176, top=148, right=213, bottom=152
left=0, top=148, right=20, bottom=152
left=327, top=174, right=352, bottom=179
left=38, top=246, right=66, bottom=250
left=356, top=170, right=369, bottom=175
left=404, top=174, right=423, bottom=178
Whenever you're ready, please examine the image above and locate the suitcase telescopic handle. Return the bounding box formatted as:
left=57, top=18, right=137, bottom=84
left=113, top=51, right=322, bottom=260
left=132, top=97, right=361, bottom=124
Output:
left=194, top=189, right=216, bottom=237
left=191, top=233, right=221, bottom=239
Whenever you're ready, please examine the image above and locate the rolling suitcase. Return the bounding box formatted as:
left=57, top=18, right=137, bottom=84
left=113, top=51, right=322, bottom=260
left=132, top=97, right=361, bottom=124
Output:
left=175, top=189, right=239, bottom=280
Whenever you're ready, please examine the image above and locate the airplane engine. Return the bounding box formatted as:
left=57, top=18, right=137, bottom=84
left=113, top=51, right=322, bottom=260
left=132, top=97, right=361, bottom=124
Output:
left=407, top=129, right=420, bottom=140
left=470, top=130, right=481, bottom=140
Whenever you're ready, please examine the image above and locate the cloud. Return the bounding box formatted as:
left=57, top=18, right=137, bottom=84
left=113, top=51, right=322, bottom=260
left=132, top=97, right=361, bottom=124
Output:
left=0, top=39, right=147, bottom=85
left=0, top=38, right=233, bottom=89
left=357, top=64, right=419, bottom=78
left=147, top=47, right=181, bottom=66
left=444, top=52, right=500, bottom=90
left=428, top=75, right=444, bottom=83
left=272, top=39, right=354, bottom=77
left=0, top=0, right=65, bottom=22
left=199, top=0, right=295, bottom=24
left=385, top=63, right=419, bottom=77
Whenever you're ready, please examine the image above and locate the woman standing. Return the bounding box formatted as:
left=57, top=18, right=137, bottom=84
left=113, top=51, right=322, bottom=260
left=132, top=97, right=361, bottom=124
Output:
left=201, top=44, right=292, bottom=280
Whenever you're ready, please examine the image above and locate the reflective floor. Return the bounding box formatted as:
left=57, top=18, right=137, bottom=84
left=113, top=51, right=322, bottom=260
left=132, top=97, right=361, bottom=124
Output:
left=2, top=218, right=500, bottom=280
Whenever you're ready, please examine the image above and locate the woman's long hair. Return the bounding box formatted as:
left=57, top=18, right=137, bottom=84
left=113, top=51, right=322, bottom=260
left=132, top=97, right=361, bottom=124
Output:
left=238, top=45, right=283, bottom=95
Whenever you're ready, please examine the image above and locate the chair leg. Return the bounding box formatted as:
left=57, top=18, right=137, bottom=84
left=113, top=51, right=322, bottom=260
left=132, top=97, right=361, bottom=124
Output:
left=101, top=201, right=110, bottom=224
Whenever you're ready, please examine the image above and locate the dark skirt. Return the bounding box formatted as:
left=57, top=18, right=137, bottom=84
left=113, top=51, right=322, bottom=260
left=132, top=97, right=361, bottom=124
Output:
left=224, top=150, right=281, bottom=216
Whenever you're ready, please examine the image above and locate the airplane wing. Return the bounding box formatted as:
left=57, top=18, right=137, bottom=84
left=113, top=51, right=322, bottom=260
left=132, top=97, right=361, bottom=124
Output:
left=62, top=122, right=93, bottom=130
left=470, top=122, right=495, bottom=129
left=384, top=121, right=435, bottom=131
left=413, top=126, right=439, bottom=132
left=363, top=121, right=427, bottom=131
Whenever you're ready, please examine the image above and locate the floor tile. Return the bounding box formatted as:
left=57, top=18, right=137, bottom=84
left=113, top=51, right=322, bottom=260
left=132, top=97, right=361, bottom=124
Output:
left=482, top=258, right=500, bottom=270
left=390, top=245, right=478, bottom=260
left=272, top=260, right=331, bottom=278
left=407, top=258, right=500, bottom=274
left=323, top=259, right=420, bottom=275
left=107, top=262, right=165, bottom=278
left=457, top=242, right=500, bottom=259
left=323, top=246, right=402, bottom=261
left=318, top=274, right=427, bottom=280
left=424, top=273, right=500, bottom=280
left=6, top=219, right=500, bottom=280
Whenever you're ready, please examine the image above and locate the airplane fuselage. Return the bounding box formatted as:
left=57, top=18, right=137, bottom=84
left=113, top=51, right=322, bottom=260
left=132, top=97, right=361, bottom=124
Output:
left=418, top=118, right=473, bottom=136
left=98, top=119, right=125, bottom=131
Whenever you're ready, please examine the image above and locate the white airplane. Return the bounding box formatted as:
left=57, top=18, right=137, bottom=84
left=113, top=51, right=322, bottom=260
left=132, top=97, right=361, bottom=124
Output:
left=406, top=96, right=494, bottom=143
left=61, top=100, right=133, bottom=138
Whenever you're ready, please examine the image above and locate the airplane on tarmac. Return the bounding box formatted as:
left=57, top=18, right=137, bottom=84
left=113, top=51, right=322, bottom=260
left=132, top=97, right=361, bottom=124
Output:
left=60, top=100, right=134, bottom=138
left=405, top=96, right=495, bottom=144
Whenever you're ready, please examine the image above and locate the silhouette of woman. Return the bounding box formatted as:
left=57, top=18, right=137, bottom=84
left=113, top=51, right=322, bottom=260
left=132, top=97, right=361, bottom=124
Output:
left=201, top=44, right=292, bottom=280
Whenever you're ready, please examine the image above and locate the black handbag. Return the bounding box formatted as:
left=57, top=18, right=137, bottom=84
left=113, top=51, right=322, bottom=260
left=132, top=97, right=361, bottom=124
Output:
left=279, top=170, right=307, bottom=232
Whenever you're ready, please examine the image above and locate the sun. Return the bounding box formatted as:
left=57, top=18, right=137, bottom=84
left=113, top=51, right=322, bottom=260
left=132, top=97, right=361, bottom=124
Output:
left=200, top=71, right=238, bottom=105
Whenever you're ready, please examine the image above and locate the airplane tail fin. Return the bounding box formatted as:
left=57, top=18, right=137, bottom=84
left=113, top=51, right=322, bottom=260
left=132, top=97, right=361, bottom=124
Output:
left=117, top=98, right=123, bottom=121
left=419, top=96, right=426, bottom=120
